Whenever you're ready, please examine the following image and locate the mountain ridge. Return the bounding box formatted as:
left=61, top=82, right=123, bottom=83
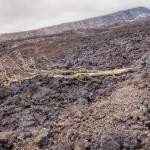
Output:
left=0, top=7, right=150, bottom=41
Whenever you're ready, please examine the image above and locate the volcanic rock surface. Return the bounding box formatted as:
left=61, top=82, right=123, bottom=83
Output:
left=0, top=8, right=150, bottom=150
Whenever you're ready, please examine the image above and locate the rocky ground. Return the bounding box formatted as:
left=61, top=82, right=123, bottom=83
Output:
left=0, top=20, right=150, bottom=150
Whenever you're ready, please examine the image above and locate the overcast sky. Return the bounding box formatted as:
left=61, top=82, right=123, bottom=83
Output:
left=0, top=0, right=150, bottom=33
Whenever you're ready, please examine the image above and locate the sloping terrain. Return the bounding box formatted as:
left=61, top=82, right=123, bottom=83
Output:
left=0, top=7, right=150, bottom=42
left=0, top=11, right=150, bottom=150
left=0, top=53, right=149, bottom=150
left=0, top=17, right=150, bottom=83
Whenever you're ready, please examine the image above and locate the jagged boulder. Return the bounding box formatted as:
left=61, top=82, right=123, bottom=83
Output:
left=0, top=87, right=11, bottom=99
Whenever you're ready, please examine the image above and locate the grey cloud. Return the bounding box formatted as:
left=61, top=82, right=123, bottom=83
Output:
left=0, top=0, right=150, bottom=33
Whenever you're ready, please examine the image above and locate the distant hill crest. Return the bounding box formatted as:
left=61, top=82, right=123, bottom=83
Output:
left=0, top=7, right=150, bottom=41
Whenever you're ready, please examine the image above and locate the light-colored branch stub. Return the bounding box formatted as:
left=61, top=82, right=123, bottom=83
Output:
left=47, top=68, right=134, bottom=78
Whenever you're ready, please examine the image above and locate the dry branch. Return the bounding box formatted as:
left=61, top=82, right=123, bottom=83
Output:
left=36, top=67, right=134, bottom=78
